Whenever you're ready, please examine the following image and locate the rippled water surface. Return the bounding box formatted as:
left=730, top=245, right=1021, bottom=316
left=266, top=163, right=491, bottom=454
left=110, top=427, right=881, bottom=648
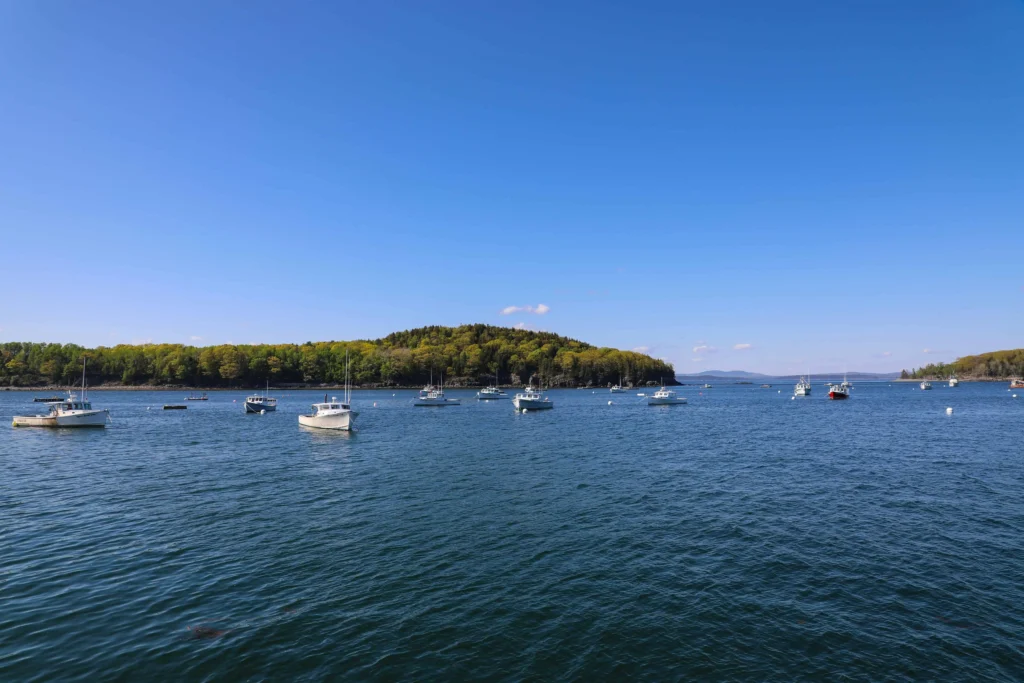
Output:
left=2, top=383, right=1023, bottom=680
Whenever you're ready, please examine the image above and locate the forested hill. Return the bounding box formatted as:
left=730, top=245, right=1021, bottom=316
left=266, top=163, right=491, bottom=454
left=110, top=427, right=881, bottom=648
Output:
left=903, top=348, right=1024, bottom=380
left=0, top=325, right=676, bottom=388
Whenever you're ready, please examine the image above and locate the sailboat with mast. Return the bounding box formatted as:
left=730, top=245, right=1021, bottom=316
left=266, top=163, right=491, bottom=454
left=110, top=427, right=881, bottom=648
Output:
left=477, top=369, right=508, bottom=399
left=299, top=351, right=357, bottom=430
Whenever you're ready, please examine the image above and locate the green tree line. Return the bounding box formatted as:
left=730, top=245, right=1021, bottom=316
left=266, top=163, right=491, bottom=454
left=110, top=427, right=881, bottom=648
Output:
left=903, top=348, right=1024, bottom=379
left=0, top=324, right=676, bottom=388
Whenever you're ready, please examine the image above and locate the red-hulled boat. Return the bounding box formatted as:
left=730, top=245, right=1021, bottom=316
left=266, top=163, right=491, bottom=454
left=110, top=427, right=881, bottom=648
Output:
left=828, top=383, right=849, bottom=400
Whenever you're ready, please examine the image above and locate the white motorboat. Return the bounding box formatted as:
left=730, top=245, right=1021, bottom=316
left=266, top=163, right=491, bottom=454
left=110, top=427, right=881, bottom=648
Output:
left=948, top=376, right=959, bottom=387
left=794, top=376, right=812, bottom=397
left=610, top=376, right=627, bottom=393
left=299, top=354, right=356, bottom=430
left=13, top=361, right=109, bottom=428
left=414, top=370, right=460, bottom=406
left=245, top=382, right=277, bottom=413
left=477, top=371, right=508, bottom=400
left=920, top=381, right=932, bottom=390
left=647, top=387, right=687, bottom=405
left=513, top=386, right=553, bottom=411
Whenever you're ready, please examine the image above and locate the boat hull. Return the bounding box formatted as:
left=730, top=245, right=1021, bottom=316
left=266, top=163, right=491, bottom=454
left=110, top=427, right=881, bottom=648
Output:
left=245, top=401, right=277, bottom=413
left=648, top=398, right=687, bottom=405
left=13, top=410, right=108, bottom=428
left=512, top=398, right=553, bottom=410
left=828, top=391, right=849, bottom=400
left=298, top=411, right=355, bottom=431
left=794, top=388, right=811, bottom=396
left=414, top=398, right=461, bottom=406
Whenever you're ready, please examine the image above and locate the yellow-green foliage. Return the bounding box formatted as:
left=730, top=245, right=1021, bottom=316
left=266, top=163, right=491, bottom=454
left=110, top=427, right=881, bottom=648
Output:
left=0, top=324, right=674, bottom=387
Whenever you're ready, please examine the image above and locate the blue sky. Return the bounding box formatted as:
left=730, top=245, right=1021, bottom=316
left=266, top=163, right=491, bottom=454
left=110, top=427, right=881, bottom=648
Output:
left=1, top=1, right=1021, bottom=374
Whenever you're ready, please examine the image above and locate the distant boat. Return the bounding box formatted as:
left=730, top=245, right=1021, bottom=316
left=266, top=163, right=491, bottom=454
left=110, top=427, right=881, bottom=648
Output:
left=760, top=384, right=772, bottom=388
left=477, top=370, right=508, bottom=400
left=647, top=387, right=687, bottom=405
left=702, top=383, right=712, bottom=389
left=1011, top=378, right=1024, bottom=389
left=610, top=376, right=627, bottom=393
left=920, top=381, right=932, bottom=390
left=300, top=353, right=356, bottom=430
left=185, top=392, right=208, bottom=401
left=245, top=382, right=277, bottom=413
left=33, top=396, right=64, bottom=403
left=948, top=376, right=959, bottom=387
left=513, top=385, right=553, bottom=411
left=13, top=360, right=109, bottom=428
left=794, top=376, right=812, bottom=397
left=415, top=369, right=461, bottom=406
left=828, top=383, right=850, bottom=400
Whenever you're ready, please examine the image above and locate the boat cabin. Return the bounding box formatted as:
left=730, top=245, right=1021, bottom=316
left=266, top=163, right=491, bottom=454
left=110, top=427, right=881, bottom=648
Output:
left=310, top=402, right=349, bottom=414
left=53, top=401, right=92, bottom=413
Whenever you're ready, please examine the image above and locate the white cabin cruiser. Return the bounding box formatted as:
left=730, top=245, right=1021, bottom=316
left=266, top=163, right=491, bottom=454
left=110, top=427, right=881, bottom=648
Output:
left=647, top=387, right=687, bottom=405
left=299, top=395, right=356, bottom=430
left=13, top=361, right=109, bottom=428
left=794, top=376, right=812, bottom=396
left=920, top=381, right=932, bottom=390
left=477, top=371, right=508, bottom=399
left=948, top=376, right=959, bottom=387
left=512, top=386, right=553, bottom=411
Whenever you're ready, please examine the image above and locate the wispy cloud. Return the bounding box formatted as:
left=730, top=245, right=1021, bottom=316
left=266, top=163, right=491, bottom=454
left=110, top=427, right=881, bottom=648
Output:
left=501, top=303, right=550, bottom=316
left=131, top=337, right=153, bottom=345
left=513, top=322, right=532, bottom=330
left=881, top=351, right=893, bottom=357
left=632, top=346, right=650, bottom=353
left=190, top=335, right=203, bottom=342
left=923, top=348, right=940, bottom=354
left=692, top=344, right=717, bottom=354
left=733, top=343, right=753, bottom=351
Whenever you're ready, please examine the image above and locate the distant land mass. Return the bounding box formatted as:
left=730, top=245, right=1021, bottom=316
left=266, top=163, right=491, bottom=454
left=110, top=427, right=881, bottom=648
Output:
left=678, top=370, right=899, bottom=381
left=0, top=325, right=677, bottom=389
left=904, top=348, right=1024, bottom=380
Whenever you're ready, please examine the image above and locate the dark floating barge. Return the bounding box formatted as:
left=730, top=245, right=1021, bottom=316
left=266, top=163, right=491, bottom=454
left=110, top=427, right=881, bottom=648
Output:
left=163, top=405, right=187, bottom=410
left=34, top=396, right=64, bottom=403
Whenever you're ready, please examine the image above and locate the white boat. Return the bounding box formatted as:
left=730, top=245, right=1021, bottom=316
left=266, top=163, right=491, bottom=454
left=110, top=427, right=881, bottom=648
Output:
left=794, top=376, right=812, bottom=397
left=948, top=376, right=959, bottom=387
left=299, top=353, right=356, bottom=430
left=610, top=376, right=627, bottom=393
left=647, top=387, right=687, bottom=405
left=920, top=381, right=932, bottom=390
left=512, top=386, right=553, bottom=411
left=13, top=361, right=109, bottom=428
left=702, top=383, right=712, bottom=389
left=245, top=382, right=277, bottom=413
left=414, top=370, right=460, bottom=406
left=477, top=371, right=508, bottom=400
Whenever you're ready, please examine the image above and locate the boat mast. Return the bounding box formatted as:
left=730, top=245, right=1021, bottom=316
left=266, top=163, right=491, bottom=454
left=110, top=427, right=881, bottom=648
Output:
left=82, top=358, right=87, bottom=400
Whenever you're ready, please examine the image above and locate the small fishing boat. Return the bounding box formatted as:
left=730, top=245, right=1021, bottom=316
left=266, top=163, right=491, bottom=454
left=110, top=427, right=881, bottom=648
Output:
left=1010, top=378, right=1024, bottom=389
left=647, top=387, right=687, bottom=405
left=245, top=382, right=277, bottom=413
left=300, top=353, right=356, bottom=430
left=794, top=376, right=812, bottom=397
left=13, top=361, right=109, bottom=428
left=163, top=405, right=187, bottom=410
left=760, top=384, right=772, bottom=388
left=477, top=371, right=508, bottom=400
left=414, top=370, right=460, bottom=406
left=610, top=376, right=627, bottom=393
left=185, top=392, right=208, bottom=401
left=948, top=376, right=959, bottom=387
left=920, top=381, right=932, bottom=390
left=512, top=385, right=553, bottom=411
left=827, top=383, right=850, bottom=400
left=702, top=383, right=712, bottom=389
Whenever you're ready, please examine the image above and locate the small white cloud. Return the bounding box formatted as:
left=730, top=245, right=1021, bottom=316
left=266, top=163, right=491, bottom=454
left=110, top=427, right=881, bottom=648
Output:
left=513, top=322, right=530, bottom=330
left=881, top=351, right=893, bottom=357
left=632, top=346, right=650, bottom=353
left=733, top=343, right=753, bottom=351
left=190, top=335, right=203, bottom=342
left=131, top=337, right=153, bottom=345
left=923, top=348, right=938, bottom=354
left=502, top=304, right=550, bottom=316
left=692, top=344, right=717, bottom=354
left=691, top=358, right=703, bottom=362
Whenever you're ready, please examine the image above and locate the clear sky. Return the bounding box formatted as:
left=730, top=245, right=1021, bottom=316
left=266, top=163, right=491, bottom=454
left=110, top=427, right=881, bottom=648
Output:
left=1, top=1, right=1021, bottom=374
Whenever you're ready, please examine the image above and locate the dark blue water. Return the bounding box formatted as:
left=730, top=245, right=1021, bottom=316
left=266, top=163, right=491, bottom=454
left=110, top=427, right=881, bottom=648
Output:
left=2, top=383, right=1023, bottom=680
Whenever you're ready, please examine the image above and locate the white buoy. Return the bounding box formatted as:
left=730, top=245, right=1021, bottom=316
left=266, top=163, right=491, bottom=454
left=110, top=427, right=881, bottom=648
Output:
left=1014, top=394, right=1018, bottom=399
left=522, top=408, right=528, bottom=414
left=608, top=400, right=613, bottom=405
left=373, top=402, right=377, bottom=407
left=778, top=390, right=781, bottom=393
left=260, top=409, right=266, bottom=415
left=791, top=396, right=795, bottom=400
left=946, top=407, right=953, bottom=414
left=147, top=406, right=151, bottom=410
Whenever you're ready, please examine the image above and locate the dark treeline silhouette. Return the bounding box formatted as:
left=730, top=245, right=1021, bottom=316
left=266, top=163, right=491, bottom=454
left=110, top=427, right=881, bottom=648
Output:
left=903, top=348, right=1024, bottom=379
left=1, top=324, right=676, bottom=388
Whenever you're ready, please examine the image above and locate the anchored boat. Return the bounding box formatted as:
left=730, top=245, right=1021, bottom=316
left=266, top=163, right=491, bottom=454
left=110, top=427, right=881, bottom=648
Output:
left=647, top=387, right=687, bottom=405
left=245, top=382, right=277, bottom=413
left=827, top=383, right=850, bottom=400
left=13, top=361, right=109, bottom=428
left=300, top=353, right=356, bottom=430
left=414, top=370, right=460, bottom=406
left=513, top=385, right=553, bottom=411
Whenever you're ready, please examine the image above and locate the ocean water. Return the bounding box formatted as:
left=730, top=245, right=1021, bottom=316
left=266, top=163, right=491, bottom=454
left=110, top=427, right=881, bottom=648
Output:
left=2, top=383, right=1023, bottom=680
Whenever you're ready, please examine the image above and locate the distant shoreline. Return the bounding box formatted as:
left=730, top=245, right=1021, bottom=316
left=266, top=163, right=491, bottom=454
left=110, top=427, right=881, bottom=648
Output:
left=1, top=383, right=663, bottom=393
